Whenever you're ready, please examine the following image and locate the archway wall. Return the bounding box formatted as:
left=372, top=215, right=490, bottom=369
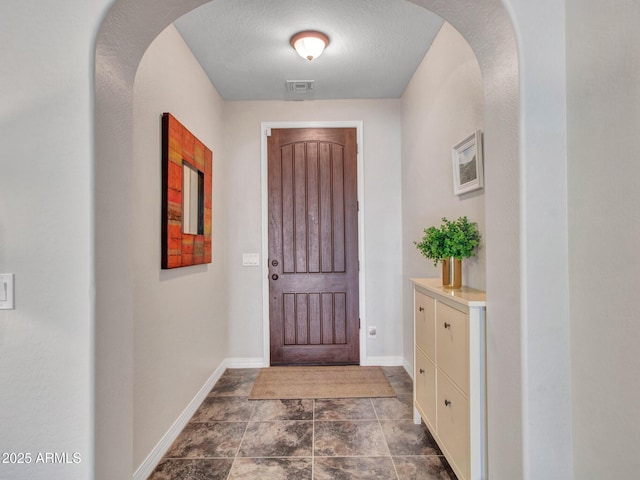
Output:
left=408, top=2, right=524, bottom=478
left=519, top=0, right=573, bottom=477
left=95, top=1, right=212, bottom=478
left=485, top=2, right=573, bottom=479
left=95, top=1, right=572, bottom=480
left=409, top=1, right=573, bottom=479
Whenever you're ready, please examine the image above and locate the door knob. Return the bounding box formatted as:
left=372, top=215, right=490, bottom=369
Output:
left=419, top=368, right=425, bottom=374
left=271, top=260, right=279, bottom=267
left=444, top=399, right=452, bottom=407
left=419, top=306, right=424, bottom=312
left=444, top=322, right=451, bottom=329
left=271, top=274, right=279, bottom=281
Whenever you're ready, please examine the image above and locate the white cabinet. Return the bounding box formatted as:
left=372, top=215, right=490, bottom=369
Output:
left=411, top=278, right=486, bottom=480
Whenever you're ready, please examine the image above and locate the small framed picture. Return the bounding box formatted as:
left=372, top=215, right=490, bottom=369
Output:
left=452, top=130, right=484, bottom=195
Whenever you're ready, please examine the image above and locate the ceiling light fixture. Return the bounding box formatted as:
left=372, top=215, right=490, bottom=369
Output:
left=290, top=30, right=329, bottom=61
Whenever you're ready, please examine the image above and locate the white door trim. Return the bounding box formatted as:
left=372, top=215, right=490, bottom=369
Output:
left=260, top=121, right=366, bottom=367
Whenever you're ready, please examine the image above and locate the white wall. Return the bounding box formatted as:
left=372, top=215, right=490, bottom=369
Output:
left=401, top=22, right=485, bottom=370
left=222, top=99, right=404, bottom=363
left=566, top=1, right=640, bottom=477
left=132, top=24, right=229, bottom=470
left=0, top=1, right=102, bottom=478
left=505, top=1, right=574, bottom=477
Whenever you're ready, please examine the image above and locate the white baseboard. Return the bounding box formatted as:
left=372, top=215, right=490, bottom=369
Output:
left=132, top=360, right=228, bottom=480
left=366, top=356, right=414, bottom=379
left=132, top=357, right=266, bottom=479
left=365, top=355, right=404, bottom=366
left=225, top=357, right=265, bottom=368
left=403, top=357, right=414, bottom=380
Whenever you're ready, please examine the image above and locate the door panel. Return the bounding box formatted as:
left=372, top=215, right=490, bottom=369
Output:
left=268, top=128, right=359, bottom=365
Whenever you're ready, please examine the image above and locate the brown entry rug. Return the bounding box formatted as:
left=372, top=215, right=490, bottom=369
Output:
left=249, top=366, right=396, bottom=400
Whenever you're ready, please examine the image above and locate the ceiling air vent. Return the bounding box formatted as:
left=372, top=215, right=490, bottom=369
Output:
left=286, top=80, right=315, bottom=94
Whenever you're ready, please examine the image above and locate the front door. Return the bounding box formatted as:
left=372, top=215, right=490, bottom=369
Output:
left=267, top=127, right=360, bottom=365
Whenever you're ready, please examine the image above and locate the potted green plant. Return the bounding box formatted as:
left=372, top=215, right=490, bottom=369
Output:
left=414, top=216, right=481, bottom=289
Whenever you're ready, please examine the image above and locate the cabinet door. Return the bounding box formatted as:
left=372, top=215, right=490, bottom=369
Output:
left=437, top=373, right=470, bottom=480
left=436, top=301, right=469, bottom=393
left=415, top=349, right=436, bottom=431
left=415, top=291, right=435, bottom=361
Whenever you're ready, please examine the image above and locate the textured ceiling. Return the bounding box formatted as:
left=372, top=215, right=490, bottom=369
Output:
left=174, top=0, right=443, bottom=101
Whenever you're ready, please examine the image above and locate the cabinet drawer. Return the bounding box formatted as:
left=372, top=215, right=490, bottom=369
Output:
left=415, top=349, right=436, bottom=430
left=415, top=291, right=435, bottom=360
left=436, top=301, right=469, bottom=393
left=437, top=373, right=470, bottom=480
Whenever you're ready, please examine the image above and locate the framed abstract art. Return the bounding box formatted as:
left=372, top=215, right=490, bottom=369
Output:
left=161, top=113, right=212, bottom=269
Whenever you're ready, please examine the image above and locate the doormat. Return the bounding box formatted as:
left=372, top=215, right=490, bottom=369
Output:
left=249, top=366, right=396, bottom=400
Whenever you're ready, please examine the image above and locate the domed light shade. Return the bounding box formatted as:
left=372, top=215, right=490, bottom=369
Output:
left=290, top=31, right=329, bottom=61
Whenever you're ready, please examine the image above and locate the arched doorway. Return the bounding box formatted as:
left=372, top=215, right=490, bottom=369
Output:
left=95, top=1, right=524, bottom=478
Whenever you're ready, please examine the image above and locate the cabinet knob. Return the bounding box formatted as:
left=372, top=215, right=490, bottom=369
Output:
left=443, top=322, right=451, bottom=329
left=419, top=306, right=424, bottom=312
left=444, top=399, right=452, bottom=407
left=419, top=368, right=425, bottom=374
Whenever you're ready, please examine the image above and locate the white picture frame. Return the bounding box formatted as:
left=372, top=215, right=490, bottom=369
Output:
left=452, top=130, right=484, bottom=195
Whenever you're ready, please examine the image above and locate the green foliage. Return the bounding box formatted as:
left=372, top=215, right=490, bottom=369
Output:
left=414, top=216, right=481, bottom=266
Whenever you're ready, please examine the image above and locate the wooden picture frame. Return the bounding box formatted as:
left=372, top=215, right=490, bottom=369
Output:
left=161, top=113, right=212, bottom=269
left=452, top=130, right=484, bottom=195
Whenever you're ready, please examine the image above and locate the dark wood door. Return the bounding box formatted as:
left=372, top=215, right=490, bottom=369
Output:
left=268, top=128, right=360, bottom=365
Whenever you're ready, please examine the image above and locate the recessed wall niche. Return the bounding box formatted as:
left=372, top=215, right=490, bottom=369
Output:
left=161, top=112, right=212, bottom=268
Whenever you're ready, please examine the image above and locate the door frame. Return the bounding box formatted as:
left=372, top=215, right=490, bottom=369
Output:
left=261, top=121, right=366, bottom=367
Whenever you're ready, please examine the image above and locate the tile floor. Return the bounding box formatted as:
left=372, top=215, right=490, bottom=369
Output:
left=148, top=366, right=457, bottom=480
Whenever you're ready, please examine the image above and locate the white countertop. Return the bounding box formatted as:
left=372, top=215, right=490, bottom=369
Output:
left=410, top=277, right=486, bottom=307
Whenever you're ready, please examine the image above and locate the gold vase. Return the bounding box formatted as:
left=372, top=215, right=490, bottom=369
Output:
left=442, top=257, right=462, bottom=289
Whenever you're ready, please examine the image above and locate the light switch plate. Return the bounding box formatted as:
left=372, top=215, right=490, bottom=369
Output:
left=242, top=253, right=260, bottom=266
left=0, top=274, right=15, bottom=310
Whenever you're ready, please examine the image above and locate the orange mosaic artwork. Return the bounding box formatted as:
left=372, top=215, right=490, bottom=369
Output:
left=161, top=113, right=212, bottom=269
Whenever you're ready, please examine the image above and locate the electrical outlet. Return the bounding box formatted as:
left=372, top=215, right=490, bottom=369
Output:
left=368, top=326, right=377, bottom=338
